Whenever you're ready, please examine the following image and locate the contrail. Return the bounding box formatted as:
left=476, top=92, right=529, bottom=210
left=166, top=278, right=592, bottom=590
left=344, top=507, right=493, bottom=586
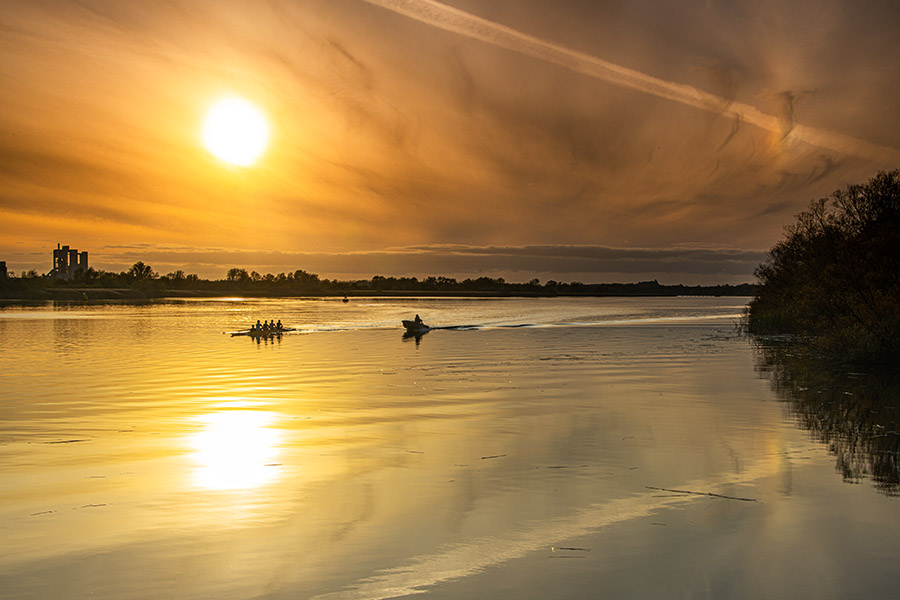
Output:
left=361, top=0, right=900, bottom=165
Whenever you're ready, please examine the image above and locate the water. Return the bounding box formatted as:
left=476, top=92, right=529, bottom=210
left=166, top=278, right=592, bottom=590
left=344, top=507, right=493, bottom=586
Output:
left=1, top=296, right=898, bottom=599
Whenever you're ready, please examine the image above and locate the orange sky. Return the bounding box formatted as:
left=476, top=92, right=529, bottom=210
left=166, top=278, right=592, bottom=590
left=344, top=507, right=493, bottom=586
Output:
left=2, top=0, right=899, bottom=283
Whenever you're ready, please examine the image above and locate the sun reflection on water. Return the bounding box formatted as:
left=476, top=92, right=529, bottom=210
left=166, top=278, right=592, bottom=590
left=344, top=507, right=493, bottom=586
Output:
left=190, top=411, right=282, bottom=491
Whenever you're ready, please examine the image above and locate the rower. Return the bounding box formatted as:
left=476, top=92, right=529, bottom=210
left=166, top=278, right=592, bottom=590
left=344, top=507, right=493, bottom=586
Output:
left=276, top=320, right=283, bottom=330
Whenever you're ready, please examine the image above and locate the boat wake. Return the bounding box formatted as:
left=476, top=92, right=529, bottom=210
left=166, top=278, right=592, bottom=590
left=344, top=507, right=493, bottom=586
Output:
left=226, top=312, right=744, bottom=337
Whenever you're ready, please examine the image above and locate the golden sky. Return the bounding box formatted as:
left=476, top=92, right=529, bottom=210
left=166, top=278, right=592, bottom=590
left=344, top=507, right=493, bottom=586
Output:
left=2, top=0, right=898, bottom=283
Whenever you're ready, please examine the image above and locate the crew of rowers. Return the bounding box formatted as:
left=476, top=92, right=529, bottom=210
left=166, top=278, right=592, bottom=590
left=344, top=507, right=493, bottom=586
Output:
left=252, top=319, right=284, bottom=333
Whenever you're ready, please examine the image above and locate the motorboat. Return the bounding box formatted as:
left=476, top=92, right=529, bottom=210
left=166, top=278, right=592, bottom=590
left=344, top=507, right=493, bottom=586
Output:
left=401, top=319, right=430, bottom=334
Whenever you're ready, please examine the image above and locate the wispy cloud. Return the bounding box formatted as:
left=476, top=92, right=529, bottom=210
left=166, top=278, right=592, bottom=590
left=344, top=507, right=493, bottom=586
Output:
left=361, top=0, right=900, bottom=165
left=1, top=1, right=897, bottom=282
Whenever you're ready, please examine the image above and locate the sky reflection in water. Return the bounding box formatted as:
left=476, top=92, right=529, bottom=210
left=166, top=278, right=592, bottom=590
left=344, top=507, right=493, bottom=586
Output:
left=1, top=297, right=899, bottom=600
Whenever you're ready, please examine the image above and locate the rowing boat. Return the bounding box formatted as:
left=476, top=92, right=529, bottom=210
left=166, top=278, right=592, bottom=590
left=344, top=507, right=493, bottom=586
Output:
left=232, top=327, right=296, bottom=337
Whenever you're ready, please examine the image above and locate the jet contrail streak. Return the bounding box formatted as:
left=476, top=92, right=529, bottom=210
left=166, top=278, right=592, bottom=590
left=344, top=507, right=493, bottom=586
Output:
left=361, top=0, right=900, bottom=165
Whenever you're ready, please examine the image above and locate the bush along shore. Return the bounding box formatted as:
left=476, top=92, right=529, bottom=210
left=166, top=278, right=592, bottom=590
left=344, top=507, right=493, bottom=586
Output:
left=747, top=169, right=900, bottom=366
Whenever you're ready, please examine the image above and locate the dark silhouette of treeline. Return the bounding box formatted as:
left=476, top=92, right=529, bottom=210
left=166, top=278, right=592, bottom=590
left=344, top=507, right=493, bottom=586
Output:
left=754, top=337, right=900, bottom=497
left=747, top=169, right=900, bottom=365
left=0, top=261, right=754, bottom=300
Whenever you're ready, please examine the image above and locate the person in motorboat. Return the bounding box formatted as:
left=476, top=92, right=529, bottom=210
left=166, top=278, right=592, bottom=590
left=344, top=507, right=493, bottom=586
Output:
left=401, top=315, right=429, bottom=333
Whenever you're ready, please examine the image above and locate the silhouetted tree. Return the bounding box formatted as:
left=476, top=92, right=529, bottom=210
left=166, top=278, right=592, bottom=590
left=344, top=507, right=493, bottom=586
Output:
left=78, top=267, right=99, bottom=282
left=291, top=269, right=320, bottom=289
left=128, top=261, right=156, bottom=280
left=163, top=270, right=198, bottom=289
left=226, top=268, right=249, bottom=282
left=748, top=170, right=900, bottom=364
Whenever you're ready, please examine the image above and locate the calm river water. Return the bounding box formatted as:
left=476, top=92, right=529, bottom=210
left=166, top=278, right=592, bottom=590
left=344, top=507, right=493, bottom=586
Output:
left=1, top=296, right=898, bottom=599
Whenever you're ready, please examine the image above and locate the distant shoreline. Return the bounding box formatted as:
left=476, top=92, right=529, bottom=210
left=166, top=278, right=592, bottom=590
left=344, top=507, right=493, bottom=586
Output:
left=0, top=286, right=754, bottom=302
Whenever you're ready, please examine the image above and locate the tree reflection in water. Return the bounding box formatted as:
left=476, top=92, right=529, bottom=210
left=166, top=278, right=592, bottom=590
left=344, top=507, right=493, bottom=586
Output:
left=753, top=338, right=900, bottom=496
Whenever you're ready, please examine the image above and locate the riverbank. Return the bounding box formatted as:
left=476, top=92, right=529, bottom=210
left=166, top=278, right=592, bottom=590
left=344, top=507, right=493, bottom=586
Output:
left=0, top=284, right=756, bottom=302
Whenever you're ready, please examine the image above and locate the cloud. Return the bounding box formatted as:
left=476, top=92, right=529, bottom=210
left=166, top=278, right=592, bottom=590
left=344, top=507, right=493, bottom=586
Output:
left=361, top=0, right=900, bottom=164
left=1, top=0, right=898, bottom=282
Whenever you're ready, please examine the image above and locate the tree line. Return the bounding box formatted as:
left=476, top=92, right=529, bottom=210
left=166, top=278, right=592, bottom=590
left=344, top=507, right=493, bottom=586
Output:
left=748, top=169, right=900, bottom=365
left=1, top=262, right=754, bottom=298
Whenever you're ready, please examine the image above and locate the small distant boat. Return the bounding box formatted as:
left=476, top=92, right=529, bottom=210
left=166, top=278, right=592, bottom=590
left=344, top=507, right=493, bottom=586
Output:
left=402, top=319, right=430, bottom=334
left=342, top=296, right=349, bottom=303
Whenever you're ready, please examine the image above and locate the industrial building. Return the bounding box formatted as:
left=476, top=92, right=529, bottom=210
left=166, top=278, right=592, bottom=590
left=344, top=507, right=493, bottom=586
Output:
left=50, top=244, right=89, bottom=279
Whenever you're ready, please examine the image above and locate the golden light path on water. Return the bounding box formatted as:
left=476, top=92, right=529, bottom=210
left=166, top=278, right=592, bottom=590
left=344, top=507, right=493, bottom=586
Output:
left=189, top=410, right=282, bottom=491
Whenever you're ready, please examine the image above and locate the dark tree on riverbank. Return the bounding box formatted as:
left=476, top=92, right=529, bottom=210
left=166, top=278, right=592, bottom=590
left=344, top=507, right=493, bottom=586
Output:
left=128, top=261, right=157, bottom=280
left=747, top=170, right=900, bottom=364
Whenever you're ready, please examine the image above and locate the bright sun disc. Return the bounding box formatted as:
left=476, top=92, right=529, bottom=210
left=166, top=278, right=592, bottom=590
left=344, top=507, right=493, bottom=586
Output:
left=203, top=97, right=270, bottom=166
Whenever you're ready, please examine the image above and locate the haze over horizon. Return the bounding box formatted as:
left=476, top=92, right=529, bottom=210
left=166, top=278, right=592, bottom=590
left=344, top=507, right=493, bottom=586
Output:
left=2, top=0, right=898, bottom=284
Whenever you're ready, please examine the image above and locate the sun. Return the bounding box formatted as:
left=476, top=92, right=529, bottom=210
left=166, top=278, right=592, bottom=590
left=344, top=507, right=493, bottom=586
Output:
left=202, top=96, right=270, bottom=167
